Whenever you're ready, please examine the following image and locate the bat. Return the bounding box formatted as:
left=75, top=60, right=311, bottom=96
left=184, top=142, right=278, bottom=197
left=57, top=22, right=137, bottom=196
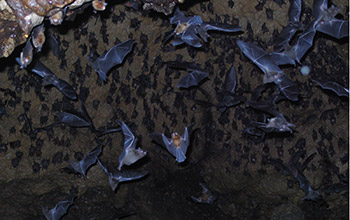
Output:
left=274, top=74, right=299, bottom=101
left=17, top=39, right=34, bottom=69
left=273, top=0, right=302, bottom=51
left=92, top=0, right=107, bottom=11
left=312, top=79, right=349, bottom=97
left=166, top=61, right=209, bottom=88
left=42, top=194, right=76, bottom=220
left=218, top=66, right=240, bottom=111
left=160, top=124, right=193, bottom=163
left=63, top=145, right=102, bottom=176
left=313, top=0, right=349, bottom=39
left=31, top=23, right=45, bottom=52
left=165, top=8, right=241, bottom=48
left=56, top=111, right=91, bottom=128
left=49, top=7, right=68, bottom=25
left=255, top=115, right=295, bottom=133
left=87, top=39, right=135, bottom=82
left=117, top=120, right=147, bottom=170
left=191, top=183, right=216, bottom=204
left=293, top=21, right=317, bottom=63
left=47, top=32, right=60, bottom=58
left=97, top=159, right=148, bottom=191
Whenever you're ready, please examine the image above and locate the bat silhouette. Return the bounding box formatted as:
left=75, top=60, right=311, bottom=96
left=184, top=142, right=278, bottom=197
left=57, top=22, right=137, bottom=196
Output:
left=56, top=111, right=91, bottom=127
left=273, top=0, right=302, bottom=51
left=42, top=194, right=76, bottom=220
left=166, top=61, right=209, bottom=88
left=31, top=23, right=45, bottom=52
left=191, top=183, right=216, bottom=204
left=164, top=8, right=241, bottom=48
left=16, top=59, right=77, bottom=100
left=312, top=79, right=349, bottom=97
left=63, top=145, right=102, bottom=176
left=160, top=124, right=193, bottom=163
left=218, top=66, right=240, bottom=111
left=17, top=39, right=34, bottom=69
left=117, top=120, right=147, bottom=170
left=313, top=0, right=349, bottom=39
left=47, top=32, right=60, bottom=58
left=237, top=40, right=299, bottom=101
left=87, top=39, right=135, bottom=82
left=97, top=159, right=148, bottom=191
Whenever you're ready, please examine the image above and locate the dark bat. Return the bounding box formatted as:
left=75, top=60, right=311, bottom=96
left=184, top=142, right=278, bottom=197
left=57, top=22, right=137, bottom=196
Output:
left=87, top=39, right=135, bottom=82
left=63, top=145, right=102, bottom=176
left=312, top=79, right=349, bottom=97
left=117, top=120, right=147, bottom=170
left=292, top=166, right=321, bottom=200
left=313, top=0, right=349, bottom=39
left=191, top=183, right=216, bottom=204
left=56, top=111, right=91, bottom=127
left=47, top=32, right=60, bottom=58
left=166, top=61, right=209, bottom=88
left=19, top=60, right=77, bottom=100
left=42, top=194, right=76, bottom=220
left=31, top=23, right=45, bottom=52
left=160, top=124, right=193, bottom=163
left=97, top=159, right=148, bottom=191
left=218, top=66, right=240, bottom=111
left=165, top=8, right=241, bottom=48
left=17, top=39, right=34, bottom=69
left=274, top=0, right=302, bottom=51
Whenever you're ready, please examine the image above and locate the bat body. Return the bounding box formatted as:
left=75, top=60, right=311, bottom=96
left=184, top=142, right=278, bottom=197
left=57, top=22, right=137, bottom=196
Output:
left=117, top=120, right=147, bottom=170
left=166, top=61, right=209, bottom=88
left=191, top=183, right=216, bottom=204
left=312, top=79, right=349, bottom=97
left=161, top=125, right=192, bottom=163
left=218, top=66, right=240, bottom=111
left=17, top=39, right=34, bottom=69
left=237, top=40, right=299, bottom=101
left=166, top=8, right=241, bottom=48
left=88, top=39, right=135, bottom=81
left=31, top=23, right=45, bottom=52
left=64, top=145, right=102, bottom=176
left=43, top=194, right=75, bottom=220
left=98, top=159, right=148, bottom=191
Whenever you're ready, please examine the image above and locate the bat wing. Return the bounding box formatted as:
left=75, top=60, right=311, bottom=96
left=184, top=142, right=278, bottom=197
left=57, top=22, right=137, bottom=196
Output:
left=247, top=100, right=280, bottom=117
left=202, top=22, right=242, bottom=33
left=52, top=79, right=77, bottom=100
left=180, top=126, right=190, bottom=156
left=224, top=66, right=237, bottom=94
left=237, top=40, right=283, bottom=75
left=316, top=19, right=349, bottom=39
left=312, top=79, right=349, bottom=97
left=182, top=26, right=202, bottom=48
left=169, top=8, right=187, bottom=24
left=90, top=39, right=135, bottom=81
left=116, top=170, right=149, bottom=182
left=166, top=61, right=204, bottom=72
left=274, top=74, right=299, bottom=101
left=177, top=71, right=209, bottom=88
left=48, top=194, right=75, bottom=220
left=47, top=33, right=60, bottom=58
left=288, top=0, right=302, bottom=23
left=117, top=120, right=136, bottom=150
left=270, top=51, right=296, bottom=66
left=294, top=22, right=316, bottom=63
left=161, top=134, right=176, bottom=157
left=312, top=0, right=328, bottom=20
left=81, top=145, right=102, bottom=176
left=97, top=158, right=109, bottom=175
left=30, top=60, right=55, bottom=79
left=273, top=24, right=298, bottom=52
left=57, top=112, right=91, bottom=127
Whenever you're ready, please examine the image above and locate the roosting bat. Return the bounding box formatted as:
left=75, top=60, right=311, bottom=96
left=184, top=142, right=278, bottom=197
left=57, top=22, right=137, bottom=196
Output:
left=87, top=39, right=135, bottom=82
left=218, top=66, right=240, bottom=111
left=237, top=40, right=299, bottom=101
left=42, top=194, right=76, bottom=220
left=312, top=79, right=349, bottom=97
left=117, top=120, right=147, bottom=170
left=160, top=124, right=193, bottom=163
left=166, top=61, right=209, bottom=88
left=164, top=8, right=241, bottom=48
left=31, top=23, right=46, bottom=52
left=97, top=159, right=148, bottom=191
left=63, top=145, right=102, bottom=176
left=17, top=39, right=34, bottom=69
left=191, top=183, right=216, bottom=204
left=313, top=0, right=349, bottom=39
left=16, top=59, right=77, bottom=100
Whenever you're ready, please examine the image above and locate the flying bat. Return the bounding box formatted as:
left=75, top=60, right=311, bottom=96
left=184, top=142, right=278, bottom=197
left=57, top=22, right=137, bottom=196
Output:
left=237, top=40, right=299, bottom=101
left=313, top=0, right=349, bottom=39
left=87, top=39, right=135, bottom=82
left=42, top=194, right=76, bottom=220
left=166, top=61, right=209, bottom=88
left=17, top=39, right=34, bottom=69
left=254, top=114, right=295, bottom=133
left=97, top=159, right=148, bottom=191
left=117, top=120, right=147, bottom=170
left=63, top=145, right=102, bottom=176
left=191, top=183, right=216, bottom=204
left=273, top=0, right=302, bottom=51
left=312, top=79, right=349, bottom=97
left=160, top=124, right=193, bottom=163
left=218, top=66, right=240, bottom=111
left=17, top=59, right=77, bottom=100
left=165, top=8, right=241, bottom=48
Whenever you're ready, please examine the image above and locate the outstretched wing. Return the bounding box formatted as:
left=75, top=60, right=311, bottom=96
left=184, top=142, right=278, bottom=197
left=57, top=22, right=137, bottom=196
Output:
left=288, top=0, right=302, bottom=23
left=202, top=22, right=242, bottom=33
left=52, top=79, right=77, bottom=100
left=316, top=19, right=349, bottom=39
left=116, top=170, right=149, bottom=182
left=81, top=145, right=102, bottom=176
left=57, top=112, right=91, bottom=127
left=44, top=194, right=75, bottom=220
left=294, top=22, right=316, bottom=63
left=161, top=134, right=176, bottom=158
left=177, top=71, right=209, bottom=88
left=312, top=79, right=349, bottom=97
left=274, top=74, right=299, bottom=101
left=180, top=126, right=190, bottom=156
left=117, top=120, right=136, bottom=150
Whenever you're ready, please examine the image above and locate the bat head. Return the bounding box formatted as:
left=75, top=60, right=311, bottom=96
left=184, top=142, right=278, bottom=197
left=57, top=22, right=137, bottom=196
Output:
left=171, top=132, right=182, bottom=148
left=49, top=10, right=65, bottom=25
left=92, top=0, right=108, bottom=11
